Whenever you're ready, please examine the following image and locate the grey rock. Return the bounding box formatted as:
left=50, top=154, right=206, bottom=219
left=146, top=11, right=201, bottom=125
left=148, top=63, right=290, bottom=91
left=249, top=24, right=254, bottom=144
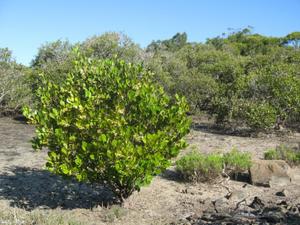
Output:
left=249, top=160, right=292, bottom=187
left=226, top=190, right=248, bottom=202
left=212, top=197, right=229, bottom=213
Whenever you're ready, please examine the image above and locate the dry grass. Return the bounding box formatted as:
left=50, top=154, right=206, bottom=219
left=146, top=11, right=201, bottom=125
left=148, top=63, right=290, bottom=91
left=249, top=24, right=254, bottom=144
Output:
left=0, top=208, right=83, bottom=225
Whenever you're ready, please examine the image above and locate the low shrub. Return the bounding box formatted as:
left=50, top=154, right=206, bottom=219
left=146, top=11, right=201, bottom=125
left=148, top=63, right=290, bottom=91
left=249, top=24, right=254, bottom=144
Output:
left=236, top=101, right=277, bottom=130
left=223, top=148, right=252, bottom=175
left=264, top=145, right=300, bottom=166
left=176, top=151, right=223, bottom=182
left=176, top=149, right=252, bottom=182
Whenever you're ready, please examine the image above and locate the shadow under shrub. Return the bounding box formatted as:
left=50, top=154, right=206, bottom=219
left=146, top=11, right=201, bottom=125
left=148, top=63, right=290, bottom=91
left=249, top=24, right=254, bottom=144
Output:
left=23, top=50, right=190, bottom=202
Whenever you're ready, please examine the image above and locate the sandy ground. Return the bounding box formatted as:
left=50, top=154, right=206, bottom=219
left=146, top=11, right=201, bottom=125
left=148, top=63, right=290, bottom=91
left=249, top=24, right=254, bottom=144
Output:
left=0, top=117, right=300, bottom=224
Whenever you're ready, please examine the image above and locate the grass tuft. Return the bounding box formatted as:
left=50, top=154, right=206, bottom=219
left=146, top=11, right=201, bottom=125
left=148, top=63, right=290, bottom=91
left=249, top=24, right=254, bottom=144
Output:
left=264, top=144, right=300, bottom=166
left=176, top=148, right=251, bottom=182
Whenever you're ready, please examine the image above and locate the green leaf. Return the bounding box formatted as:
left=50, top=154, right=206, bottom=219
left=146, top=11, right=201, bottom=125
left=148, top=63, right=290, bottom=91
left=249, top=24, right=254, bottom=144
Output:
left=100, top=134, right=107, bottom=142
left=75, top=156, right=82, bottom=166
left=60, top=164, right=69, bottom=175
left=82, top=141, right=88, bottom=151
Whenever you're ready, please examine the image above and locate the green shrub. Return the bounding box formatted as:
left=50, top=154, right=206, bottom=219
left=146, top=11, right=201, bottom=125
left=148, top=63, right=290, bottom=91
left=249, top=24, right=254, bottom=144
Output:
left=174, top=73, right=219, bottom=113
left=23, top=50, right=190, bottom=201
left=223, top=148, right=252, bottom=175
left=264, top=145, right=300, bottom=166
left=176, top=151, right=223, bottom=182
left=264, top=148, right=278, bottom=159
left=0, top=48, right=31, bottom=114
left=176, top=149, right=252, bottom=182
left=236, top=101, right=277, bottom=130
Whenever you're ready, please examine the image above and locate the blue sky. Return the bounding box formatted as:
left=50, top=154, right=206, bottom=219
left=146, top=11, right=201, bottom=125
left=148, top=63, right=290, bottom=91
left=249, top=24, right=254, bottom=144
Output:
left=0, top=0, right=300, bottom=65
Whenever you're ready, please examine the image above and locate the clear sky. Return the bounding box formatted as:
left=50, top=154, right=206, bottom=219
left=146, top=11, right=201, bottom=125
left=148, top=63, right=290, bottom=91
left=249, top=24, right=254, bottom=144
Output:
left=0, top=0, right=300, bottom=65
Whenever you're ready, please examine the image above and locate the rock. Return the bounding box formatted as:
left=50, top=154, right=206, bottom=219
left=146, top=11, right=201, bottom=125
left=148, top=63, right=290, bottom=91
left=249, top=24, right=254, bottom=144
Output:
left=276, top=189, right=289, bottom=197
left=277, top=200, right=288, bottom=206
left=212, top=197, right=229, bottom=213
left=249, top=196, right=265, bottom=210
left=185, top=213, right=198, bottom=223
left=249, top=160, right=292, bottom=187
left=226, top=190, right=247, bottom=202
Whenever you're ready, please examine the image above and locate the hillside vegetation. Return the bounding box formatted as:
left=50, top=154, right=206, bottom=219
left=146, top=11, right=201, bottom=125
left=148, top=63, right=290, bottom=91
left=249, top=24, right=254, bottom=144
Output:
left=1, top=28, right=300, bottom=131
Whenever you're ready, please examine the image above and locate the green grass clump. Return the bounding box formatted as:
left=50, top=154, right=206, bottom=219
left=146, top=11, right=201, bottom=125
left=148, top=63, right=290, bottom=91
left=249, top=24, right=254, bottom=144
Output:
left=224, top=148, right=252, bottom=173
left=176, top=149, right=252, bottom=183
left=176, top=151, right=223, bottom=182
left=264, top=145, right=300, bottom=166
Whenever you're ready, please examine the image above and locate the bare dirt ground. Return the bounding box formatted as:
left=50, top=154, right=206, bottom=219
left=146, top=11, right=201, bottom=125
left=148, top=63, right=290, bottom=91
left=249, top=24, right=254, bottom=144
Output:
left=0, top=117, right=300, bottom=224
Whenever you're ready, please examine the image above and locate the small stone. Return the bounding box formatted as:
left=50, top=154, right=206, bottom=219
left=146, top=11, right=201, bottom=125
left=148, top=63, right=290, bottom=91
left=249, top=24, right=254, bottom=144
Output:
left=198, top=199, right=205, bottom=204
left=276, top=200, right=288, bottom=206
left=289, top=206, right=299, bottom=214
left=275, top=189, right=289, bottom=197
left=249, top=196, right=265, bottom=210
left=181, top=189, right=188, bottom=194
left=185, top=214, right=198, bottom=222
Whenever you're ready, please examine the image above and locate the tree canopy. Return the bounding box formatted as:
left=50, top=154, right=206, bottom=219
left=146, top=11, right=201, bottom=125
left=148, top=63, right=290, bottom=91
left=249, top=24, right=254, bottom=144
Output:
left=1, top=28, right=300, bottom=130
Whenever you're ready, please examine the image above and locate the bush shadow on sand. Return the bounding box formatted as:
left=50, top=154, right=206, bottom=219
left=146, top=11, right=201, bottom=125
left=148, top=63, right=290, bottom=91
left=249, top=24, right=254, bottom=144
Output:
left=191, top=121, right=257, bottom=137
left=0, top=166, right=116, bottom=210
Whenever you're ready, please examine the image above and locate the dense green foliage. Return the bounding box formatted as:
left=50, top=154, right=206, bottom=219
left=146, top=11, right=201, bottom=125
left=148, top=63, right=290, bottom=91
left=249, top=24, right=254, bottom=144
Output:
left=23, top=51, right=190, bottom=200
left=2, top=28, right=300, bottom=128
left=176, top=149, right=252, bottom=182
left=264, top=145, right=300, bottom=166
left=30, top=33, right=143, bottom=90
left=81, top=32, right=143, bottom=62
left=146, top=29, right=300, bottom=130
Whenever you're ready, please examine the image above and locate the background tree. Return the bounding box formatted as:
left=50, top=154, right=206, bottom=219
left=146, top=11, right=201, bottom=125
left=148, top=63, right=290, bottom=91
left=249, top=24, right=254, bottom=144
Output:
left=80, top=32, right=143, bottom=63
left=0, top=48, right=31, bottom=114
left=146, top=29, right=300, bottom=130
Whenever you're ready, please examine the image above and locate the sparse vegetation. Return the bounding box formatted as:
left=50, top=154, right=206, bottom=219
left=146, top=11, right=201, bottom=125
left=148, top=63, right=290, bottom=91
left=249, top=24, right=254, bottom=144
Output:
left=102, top=205, right=128, bottom=223
left=264, top=145, right=300, bottom=166
left=176, top=149, right=252, bottom=182
left=0, top=209, right=83, bottom=225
